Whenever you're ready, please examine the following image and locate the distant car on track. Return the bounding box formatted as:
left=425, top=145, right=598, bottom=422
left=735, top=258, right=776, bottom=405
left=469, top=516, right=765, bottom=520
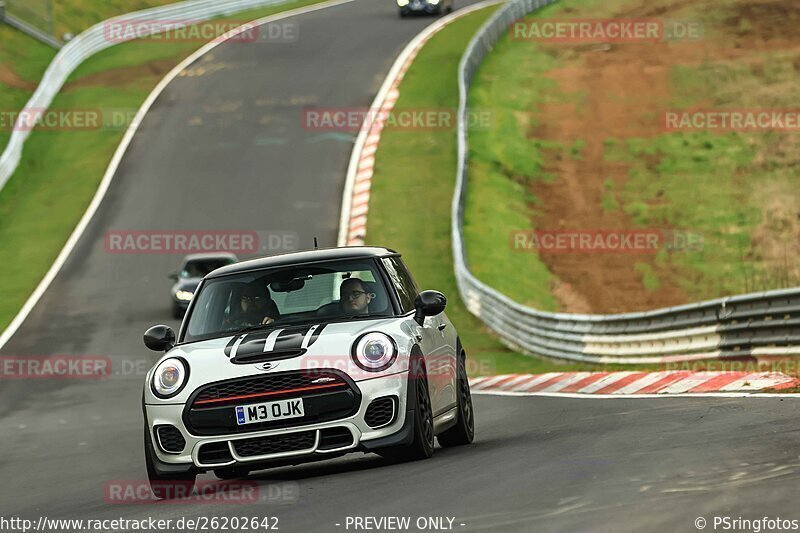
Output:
left=397, top=0, right=454, bottom=17
left=169, top=253, right=238, bottom=319
left=143, top=247, right=474, bottom=497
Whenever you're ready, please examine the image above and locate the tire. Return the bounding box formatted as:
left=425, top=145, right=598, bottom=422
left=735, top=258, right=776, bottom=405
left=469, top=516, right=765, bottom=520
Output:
left=144, top=425, right=196, bottom=500
left=399, top=8, right=407, bottom=17
left=215, top=467, right=251, bottom=480
left=445, top=0, right=453, bottom=13
left=378, top=361, right=434, bottom=461
left=172, top=303, right=184, bottom=320
left=437, top=347, right=474, bottom=447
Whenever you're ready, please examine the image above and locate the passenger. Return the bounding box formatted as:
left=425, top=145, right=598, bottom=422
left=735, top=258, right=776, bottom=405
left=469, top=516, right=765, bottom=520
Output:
left=339, top=278, right=374, bottom=315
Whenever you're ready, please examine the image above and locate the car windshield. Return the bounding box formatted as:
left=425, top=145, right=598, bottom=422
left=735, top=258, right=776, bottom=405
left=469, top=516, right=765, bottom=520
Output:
left=180, top=258, right=233, bottom=279
left=182, top=259, right=394, bottom=343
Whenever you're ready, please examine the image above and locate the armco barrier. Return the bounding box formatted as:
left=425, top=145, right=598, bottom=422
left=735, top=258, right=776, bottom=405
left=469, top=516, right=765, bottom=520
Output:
left=0, top=0, right=295, bottom=192
left=452, top=0, right=800, bottom=363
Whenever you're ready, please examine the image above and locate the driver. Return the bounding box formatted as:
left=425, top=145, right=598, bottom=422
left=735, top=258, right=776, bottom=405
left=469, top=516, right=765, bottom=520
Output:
left=339, top=278, right=374, bottom=315
left=229, top=282, right=278, bottom=327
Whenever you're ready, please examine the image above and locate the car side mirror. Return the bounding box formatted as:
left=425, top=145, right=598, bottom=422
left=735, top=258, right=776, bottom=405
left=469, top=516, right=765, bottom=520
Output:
left=168, top=272, right=179, bottom=281
left=144, top=325, right=176, bottom=352
left=414, top=290, right=446, bottom=326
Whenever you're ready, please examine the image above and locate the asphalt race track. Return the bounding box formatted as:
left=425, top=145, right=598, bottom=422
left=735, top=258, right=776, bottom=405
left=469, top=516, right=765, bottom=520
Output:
left=2, top=1, right=800, bottom=531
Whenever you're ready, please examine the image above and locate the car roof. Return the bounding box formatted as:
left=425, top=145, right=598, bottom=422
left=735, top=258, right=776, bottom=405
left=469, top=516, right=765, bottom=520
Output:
left=206, top=246, right=398, bottom=278
left=183, top=252, right=238, bottom=263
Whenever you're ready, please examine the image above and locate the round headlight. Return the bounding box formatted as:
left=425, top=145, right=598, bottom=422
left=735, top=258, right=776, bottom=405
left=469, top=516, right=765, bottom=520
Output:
left=175, top=290, right=194, bottom=302
left=152, top=358, right=188, bottom=398
left=352, top=333, right=397, bottom=372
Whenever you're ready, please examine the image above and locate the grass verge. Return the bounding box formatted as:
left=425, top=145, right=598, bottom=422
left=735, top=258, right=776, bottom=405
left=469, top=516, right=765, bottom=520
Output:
left=0, top=26, right=57, bottom=151
left=464, top=0, right=800, bottom=313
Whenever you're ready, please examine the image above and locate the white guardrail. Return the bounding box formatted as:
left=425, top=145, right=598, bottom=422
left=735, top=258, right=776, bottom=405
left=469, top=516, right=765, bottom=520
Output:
left=0, top=0, right=295, bottom=192
left=453, top=0, right=800, bottom=363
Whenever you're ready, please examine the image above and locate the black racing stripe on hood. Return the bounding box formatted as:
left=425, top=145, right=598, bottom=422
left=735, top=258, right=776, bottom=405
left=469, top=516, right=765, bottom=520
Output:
left=227, top=325, right=316, bottom=361
left=272, top=325, right=315, bottom=353
left=224, top=335, right=243, bottom=357
left=307, top=324, right=327, bottom=348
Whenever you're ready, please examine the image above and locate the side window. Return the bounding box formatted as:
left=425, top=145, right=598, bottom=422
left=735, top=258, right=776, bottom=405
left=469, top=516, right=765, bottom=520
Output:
left=382, top=258, right=419, bottom=313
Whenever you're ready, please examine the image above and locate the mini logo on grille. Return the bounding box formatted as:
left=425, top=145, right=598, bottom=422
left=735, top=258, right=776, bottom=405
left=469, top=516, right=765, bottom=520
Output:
left=311, top=377, right=336, bottom=384
left=256, top=362, right=279, bottom=371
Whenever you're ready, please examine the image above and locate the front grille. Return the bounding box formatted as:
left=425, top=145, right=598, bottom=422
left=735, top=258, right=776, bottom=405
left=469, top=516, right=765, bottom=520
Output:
left=193, top=370, right=349, bottom=408
left=233, top=431, right=316, bottom=457
left=185, top=370, right=361, bottom=436
left=365, top=397, right=396, bottom=429
left=155, top=425, right=186, bottom=453
left=198, top=442, right=233, bottom=465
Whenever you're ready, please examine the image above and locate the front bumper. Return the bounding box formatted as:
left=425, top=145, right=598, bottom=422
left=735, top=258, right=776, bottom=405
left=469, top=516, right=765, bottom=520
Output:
left=145, top=371, right=410, bottom=474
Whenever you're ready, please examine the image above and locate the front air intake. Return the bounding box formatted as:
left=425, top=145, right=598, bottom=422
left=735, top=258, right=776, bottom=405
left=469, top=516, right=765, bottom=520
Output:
left=155, top=425, right=186, bottom=453
left=364, top=397, right=397, bottom=429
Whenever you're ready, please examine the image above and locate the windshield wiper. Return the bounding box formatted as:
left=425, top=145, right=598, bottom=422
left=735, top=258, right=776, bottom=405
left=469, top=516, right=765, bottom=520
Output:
left=340, top=314, right=393, bottom=321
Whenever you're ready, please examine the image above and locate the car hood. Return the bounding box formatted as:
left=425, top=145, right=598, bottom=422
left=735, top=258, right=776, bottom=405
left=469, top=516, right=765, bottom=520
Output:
left=145, top=316, right=416, bottom=404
